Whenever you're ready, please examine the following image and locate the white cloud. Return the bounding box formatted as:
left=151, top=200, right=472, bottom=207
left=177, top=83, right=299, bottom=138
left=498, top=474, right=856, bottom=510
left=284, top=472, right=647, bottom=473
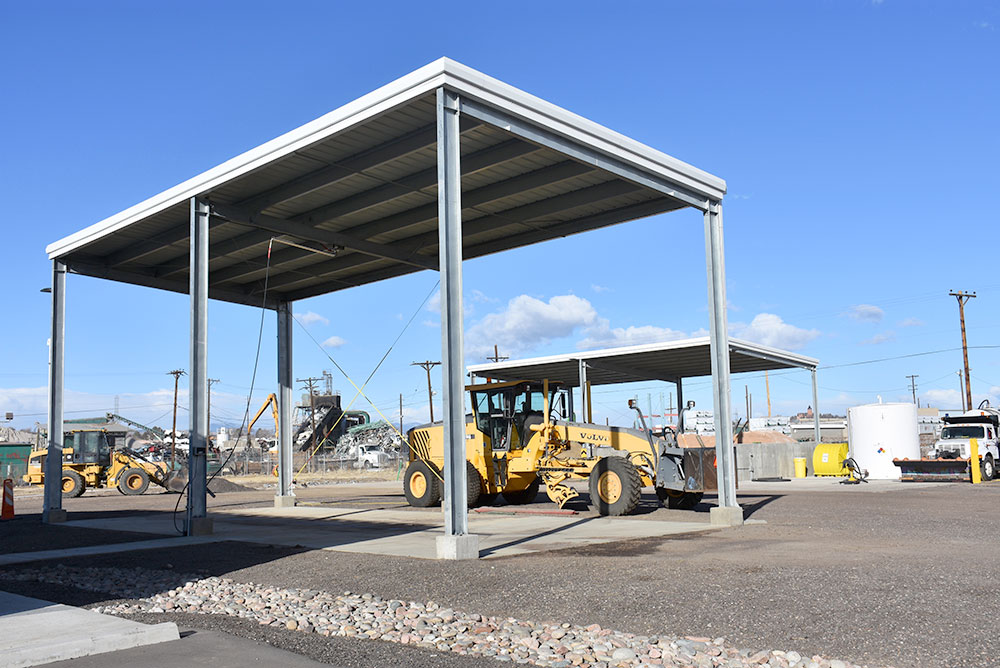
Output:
left=845, top=304, right=884, bottom=323
left=295, top=311, right=329, bottom=326
left=976, top=20, right=994, bottom=30
left=899, top=317, right=924, bottom=327
left=730, top=313, right=820, bottom=351
left=860, top=331, right=895, bottom=345
left=577, top=321, right=688, bottom=350
left=321, top=336, right=346, bottom=348
left=924, top=389, right=961, bottom=408
left=465, top=294, right=598, bottom=360
left=591, top=284, right=611, bottom=294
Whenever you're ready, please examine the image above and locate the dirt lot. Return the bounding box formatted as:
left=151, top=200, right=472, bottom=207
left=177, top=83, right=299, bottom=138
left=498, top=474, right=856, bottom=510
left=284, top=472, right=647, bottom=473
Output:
left=3, top=480, right=999, bottom=667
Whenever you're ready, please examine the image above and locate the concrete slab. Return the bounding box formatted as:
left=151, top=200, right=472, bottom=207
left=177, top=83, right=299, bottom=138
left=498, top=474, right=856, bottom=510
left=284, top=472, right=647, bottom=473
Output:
left=53, top=505, right=716, bottom=560
left=40, top=627, right=333, bottom=668
left=0, top=591, right=179, bottom=668
left=738, top=477, right=947, bottom=494
left=0, top=535, right=220, bottom=567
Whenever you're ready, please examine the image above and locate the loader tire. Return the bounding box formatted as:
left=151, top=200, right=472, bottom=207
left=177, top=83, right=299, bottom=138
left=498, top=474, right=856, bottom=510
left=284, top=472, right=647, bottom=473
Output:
left=502, top=475, right=540, bottom=505
left=61, top=470, right=85, bottom=498
left=466, top=460, right=483, bottom=507
left=590, top=457, right=641, bottom=516
left=118, top=467, right=150, bottom=495
left=982, top=455, right=995, bottom=481
left=403, top=460, right=441, bottom=507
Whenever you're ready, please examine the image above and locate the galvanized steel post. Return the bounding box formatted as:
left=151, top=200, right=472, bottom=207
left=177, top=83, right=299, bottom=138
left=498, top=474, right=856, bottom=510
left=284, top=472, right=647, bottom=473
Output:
left=811, top=369, right=821, bottom=447
left=704, top=201, right=738, bottom=510
left=436, top=87, right=470, bottom=539
left=276, top=301, right=295, bottom=505
left=43, top=260, right=67, bottom=523
left=578, top=359, right=588, bottom=423
left=186, top=197, right=211, bottom=535
left=676, top=378, right=684, bottom=434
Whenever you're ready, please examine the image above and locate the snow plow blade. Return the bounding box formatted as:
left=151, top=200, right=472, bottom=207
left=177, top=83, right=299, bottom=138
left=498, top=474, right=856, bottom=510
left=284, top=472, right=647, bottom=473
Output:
left=893, top=458, right=970, bottom=482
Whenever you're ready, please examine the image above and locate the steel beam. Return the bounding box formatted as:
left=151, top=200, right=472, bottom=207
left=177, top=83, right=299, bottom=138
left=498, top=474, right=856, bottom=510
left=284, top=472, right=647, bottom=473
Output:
left=676, top=378, right=685, bottom=433
left=574, top=357, right=679, bottom=385
left=210, top=203, right=438, bottom=271
left=67, top=257, right=276, bottom=309
left=43, top=260, right=66, bottom=524
left=704, top=201, right=737, bottom=509
left=254, top=179, right=643, bottom=295
left=437, top=87, right=471, bottom=544
left=812, top=369, right=821, bottom=446
left=276, top=301, right=295, bottom=506
left=186, top=197, right=211, bottom=535
left=105, top=219, right=227, bottom=267
left=731, top=344, right=816, bottom=371
left=458, top=97, right=711, bottom=211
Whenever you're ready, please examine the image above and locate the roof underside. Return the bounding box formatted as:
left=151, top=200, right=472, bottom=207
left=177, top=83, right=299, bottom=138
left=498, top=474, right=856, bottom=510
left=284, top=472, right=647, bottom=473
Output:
left=47, top=59, right=726, bottom=308
left=467, top=338, right=818, bottom=386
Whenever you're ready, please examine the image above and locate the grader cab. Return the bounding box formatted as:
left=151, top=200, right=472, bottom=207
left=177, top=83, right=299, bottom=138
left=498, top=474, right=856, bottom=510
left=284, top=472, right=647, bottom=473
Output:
left=23, top=427, right=175, bottom=497
left=403, top=379, right=716, bottom=515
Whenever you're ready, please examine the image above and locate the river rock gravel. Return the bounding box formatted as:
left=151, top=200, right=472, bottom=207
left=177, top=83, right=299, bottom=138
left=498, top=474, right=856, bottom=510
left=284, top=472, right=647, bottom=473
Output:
left=5, top=566, right=887, bottom=668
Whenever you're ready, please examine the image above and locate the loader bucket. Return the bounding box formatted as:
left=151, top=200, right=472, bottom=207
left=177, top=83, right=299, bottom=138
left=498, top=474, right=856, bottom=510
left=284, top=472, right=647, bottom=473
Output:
left=160, top=465, right=189, bottom=492
left=893, top=458, right=970, bottom=482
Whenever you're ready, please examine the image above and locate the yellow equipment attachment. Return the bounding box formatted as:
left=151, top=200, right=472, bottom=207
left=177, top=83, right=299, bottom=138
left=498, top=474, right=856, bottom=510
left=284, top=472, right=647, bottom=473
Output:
left=403, top=379, right=717, bottom=516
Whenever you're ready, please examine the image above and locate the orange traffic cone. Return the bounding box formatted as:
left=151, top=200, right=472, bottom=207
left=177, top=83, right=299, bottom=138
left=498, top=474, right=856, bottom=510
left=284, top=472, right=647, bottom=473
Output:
left=1, top=479, right=14, bottom=520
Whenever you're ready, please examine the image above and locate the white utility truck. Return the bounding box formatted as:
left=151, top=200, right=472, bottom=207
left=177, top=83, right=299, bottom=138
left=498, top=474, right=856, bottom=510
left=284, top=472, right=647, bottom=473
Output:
left=925, top=403, right=1000, bottom=480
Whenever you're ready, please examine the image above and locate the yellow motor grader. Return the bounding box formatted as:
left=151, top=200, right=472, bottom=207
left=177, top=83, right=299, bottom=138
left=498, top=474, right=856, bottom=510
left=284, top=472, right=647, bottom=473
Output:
left=23, top=427, right=175, bottom=497
left=404, top=379, right=717, bottom=515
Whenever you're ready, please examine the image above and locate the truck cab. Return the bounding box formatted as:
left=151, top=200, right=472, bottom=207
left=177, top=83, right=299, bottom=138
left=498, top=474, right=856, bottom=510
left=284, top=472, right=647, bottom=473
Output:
left=929, top=408, right=1000, bottom=480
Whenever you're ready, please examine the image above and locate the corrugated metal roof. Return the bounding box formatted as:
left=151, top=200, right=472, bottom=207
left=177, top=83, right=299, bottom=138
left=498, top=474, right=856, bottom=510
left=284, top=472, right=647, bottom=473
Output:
left=467, top=338, right=818, bottom=386
left=46, top=58, right=726, bottom=308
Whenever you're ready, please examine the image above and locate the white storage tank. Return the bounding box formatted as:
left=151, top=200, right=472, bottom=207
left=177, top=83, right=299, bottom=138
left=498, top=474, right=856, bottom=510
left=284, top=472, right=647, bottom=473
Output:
left=847, top=401, right=920, bottom=479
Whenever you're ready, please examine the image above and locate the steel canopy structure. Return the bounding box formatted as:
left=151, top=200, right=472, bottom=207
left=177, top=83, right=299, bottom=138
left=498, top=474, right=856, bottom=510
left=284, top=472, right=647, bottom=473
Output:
left=43, top=58, right=738, bottom=554
left=467, top=337, right=821, bottom=440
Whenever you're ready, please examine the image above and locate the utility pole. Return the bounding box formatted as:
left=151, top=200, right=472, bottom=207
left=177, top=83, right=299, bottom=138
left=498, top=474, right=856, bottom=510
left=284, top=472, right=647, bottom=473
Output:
left=399, top=393, right=404, bottom=441
left=745, top=385, right=749, bottom=421
left=297, top=376, right=321, bottom=458
left=207, top=378, right=220, bottom=439
left=906, top=375, right=918, bottom=405
left=950, top=290, right=976, bottom=411
left=411, top=361, right=440, bottom=422
left=486, top=345, right=508, bottom=363
left=958, top=370, right=966, bottom=412
left=167, top=369, right=186, bottom=470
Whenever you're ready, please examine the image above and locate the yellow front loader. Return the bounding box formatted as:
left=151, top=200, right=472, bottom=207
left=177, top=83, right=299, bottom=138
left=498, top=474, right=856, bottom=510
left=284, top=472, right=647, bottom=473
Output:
left=403, top=380, right=717, bottom=516
left=24, top=427, right=174, bottom=497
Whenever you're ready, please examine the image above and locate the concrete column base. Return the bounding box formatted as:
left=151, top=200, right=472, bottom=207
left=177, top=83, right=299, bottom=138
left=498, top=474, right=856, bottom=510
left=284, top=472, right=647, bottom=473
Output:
left=186, top=517, right=214, bottom=536
left=43, top=509, right=67, bottom=524
left=436, top=534, right=480, bottom=560
left=274, top=495, right=296, bottom=508
left=710, top=505, right=745, bottom=527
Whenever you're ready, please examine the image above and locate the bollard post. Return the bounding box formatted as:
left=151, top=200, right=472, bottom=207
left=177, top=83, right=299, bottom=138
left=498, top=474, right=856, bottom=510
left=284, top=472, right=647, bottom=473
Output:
left=2, top=479, right=14, bottom=520
left=970, top=438, right=982, bottom=484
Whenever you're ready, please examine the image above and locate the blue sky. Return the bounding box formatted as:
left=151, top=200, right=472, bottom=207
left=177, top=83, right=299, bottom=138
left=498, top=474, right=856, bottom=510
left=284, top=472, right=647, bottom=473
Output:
left=1, top=1, right=998, bottom=430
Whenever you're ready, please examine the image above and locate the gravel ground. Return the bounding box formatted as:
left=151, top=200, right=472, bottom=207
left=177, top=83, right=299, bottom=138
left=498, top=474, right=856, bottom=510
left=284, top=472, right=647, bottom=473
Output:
left=0, top=514, right=157, bottom=554
left=5, top=566, right=870, bottom=668
left=4, top=481, right=998, bottom=667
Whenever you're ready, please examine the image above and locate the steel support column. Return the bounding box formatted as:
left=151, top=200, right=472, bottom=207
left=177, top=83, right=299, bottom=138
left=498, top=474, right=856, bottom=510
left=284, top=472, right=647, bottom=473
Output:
left=186, top=197, right=212, bottom=535
left=436, top=87, right=475, bottom=559
left=676, top=378, right=684, bottom=433
left=704, top=201, right=738, bottom=511
left=811, top=369, right=821, bottom=446
left=43, top=260, right=67, bottom=524
left=276, top=300, right=295, bottom=506
left=578, top=359, right=588, bottom=423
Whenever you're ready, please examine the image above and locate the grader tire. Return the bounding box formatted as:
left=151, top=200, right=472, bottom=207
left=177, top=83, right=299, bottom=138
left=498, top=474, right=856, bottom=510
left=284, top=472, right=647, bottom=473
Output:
left=403, top=460, right=441, bottom=507
left=502, top=475, right=540, bottom=505
left=466, top=460, right=483, bottom=508
left=118, top=467, right=150, bottom=495
left=589, top=457, right=641, bottom=516
left=61, top=470, right=85, bottom=498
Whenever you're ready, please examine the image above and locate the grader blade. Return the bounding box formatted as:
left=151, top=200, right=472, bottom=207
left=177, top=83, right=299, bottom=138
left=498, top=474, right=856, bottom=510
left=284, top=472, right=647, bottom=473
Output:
left=893, top=458, right=970, bottom=482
